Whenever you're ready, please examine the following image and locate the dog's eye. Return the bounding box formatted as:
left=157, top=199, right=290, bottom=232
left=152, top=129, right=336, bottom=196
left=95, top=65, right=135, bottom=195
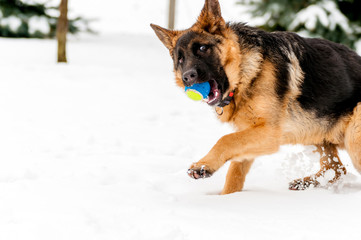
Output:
left=178, top=51, right=184, bottom=64
left=199, top=45, right=207, bottom=52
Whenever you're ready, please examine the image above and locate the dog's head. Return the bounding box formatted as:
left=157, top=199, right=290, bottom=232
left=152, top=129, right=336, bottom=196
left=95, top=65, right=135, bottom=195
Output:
left=151, top=0, right=238, bottom=106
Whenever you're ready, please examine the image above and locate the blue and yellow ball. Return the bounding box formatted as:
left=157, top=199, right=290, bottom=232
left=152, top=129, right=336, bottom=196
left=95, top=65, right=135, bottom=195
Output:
left=184, top=82, right=210, bottom=101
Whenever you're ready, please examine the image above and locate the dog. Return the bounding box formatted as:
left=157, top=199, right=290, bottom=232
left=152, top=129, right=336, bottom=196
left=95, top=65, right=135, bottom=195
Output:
left=150, top=0, right=361, bottom=194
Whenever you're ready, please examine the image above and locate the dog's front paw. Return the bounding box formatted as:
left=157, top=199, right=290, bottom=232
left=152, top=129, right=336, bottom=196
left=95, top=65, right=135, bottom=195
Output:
left=187, top=164, right=213, bottom=179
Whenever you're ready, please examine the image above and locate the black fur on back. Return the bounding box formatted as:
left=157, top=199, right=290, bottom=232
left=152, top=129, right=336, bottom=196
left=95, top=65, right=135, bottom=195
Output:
left=229, top=22, right=361, bottom=120
left=297, top=38, right=361, bottom=119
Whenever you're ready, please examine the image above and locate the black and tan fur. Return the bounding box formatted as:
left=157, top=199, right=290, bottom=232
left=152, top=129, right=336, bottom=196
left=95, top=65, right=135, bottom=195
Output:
left=151, top=0, right=361, bottom=194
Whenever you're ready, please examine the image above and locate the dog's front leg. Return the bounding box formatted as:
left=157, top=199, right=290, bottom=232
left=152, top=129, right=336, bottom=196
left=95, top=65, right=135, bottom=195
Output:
left=188, top=127, right=280, bottom=179
left=221, top=159, right=254, bottom=194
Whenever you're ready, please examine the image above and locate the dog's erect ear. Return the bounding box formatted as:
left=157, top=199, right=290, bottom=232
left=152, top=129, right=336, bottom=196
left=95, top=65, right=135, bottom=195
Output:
left=150, top=24, right=179, bottom=50
left=201, top=0, right=222, bottom=18
left=196, top=0, right=226, bottom=34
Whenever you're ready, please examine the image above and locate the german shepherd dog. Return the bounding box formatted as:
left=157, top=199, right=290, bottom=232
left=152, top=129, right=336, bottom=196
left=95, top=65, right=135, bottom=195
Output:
left=151, top=0, right=361, bottom=194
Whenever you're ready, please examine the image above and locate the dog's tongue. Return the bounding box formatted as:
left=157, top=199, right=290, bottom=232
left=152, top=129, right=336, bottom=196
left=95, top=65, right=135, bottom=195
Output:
left=205, top=80, right=221, bottom=105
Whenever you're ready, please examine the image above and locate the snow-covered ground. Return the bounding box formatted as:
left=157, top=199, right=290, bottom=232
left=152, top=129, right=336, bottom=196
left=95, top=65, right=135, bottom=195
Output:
left=1, top=33, right=361, bottom=240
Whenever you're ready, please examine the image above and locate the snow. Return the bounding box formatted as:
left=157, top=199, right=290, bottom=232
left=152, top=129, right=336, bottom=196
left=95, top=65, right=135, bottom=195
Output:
left=357, top=40, right=361, bottom=55
left=1, top=0, right=361, bottom=238
left=28, top=16, right=50, bottom=35
left=289, top=4, right=329, bottom=31
left=0, top=16, right=22, bottom=32
left=29, top=0, right=248, bottom=35
left=1, top=33, right=361, bottom=240
left=289, top=0, right=352, bottom=35
left=323, top=0, right=352, bottom=33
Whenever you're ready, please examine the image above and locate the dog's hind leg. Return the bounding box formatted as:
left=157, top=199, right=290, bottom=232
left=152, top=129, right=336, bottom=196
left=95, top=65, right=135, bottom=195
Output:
left=221, top=159, right=254, bottom=195
left=289, top=142, right=347, bottom=190
left=345, top=103, right=361, bottom=174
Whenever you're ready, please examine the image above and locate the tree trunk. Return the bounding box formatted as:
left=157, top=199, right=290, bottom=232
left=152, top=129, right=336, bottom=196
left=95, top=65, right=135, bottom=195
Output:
left=168, top=0, right=176, bottom=30
left=57, top=0, right=68, bottom=63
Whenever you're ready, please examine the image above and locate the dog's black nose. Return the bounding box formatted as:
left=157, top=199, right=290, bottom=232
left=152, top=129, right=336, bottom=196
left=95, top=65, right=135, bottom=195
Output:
left=182, top=69, right=198, bottom=86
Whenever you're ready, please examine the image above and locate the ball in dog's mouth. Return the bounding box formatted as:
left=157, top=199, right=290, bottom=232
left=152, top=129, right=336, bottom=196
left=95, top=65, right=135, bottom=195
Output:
left=205, top=79, right=222, bottom=106
left=185, top=81, right=211, bottom=101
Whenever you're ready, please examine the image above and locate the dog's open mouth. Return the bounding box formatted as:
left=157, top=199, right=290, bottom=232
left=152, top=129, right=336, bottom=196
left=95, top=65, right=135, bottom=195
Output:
left=204, top=79, right=222, bottom=106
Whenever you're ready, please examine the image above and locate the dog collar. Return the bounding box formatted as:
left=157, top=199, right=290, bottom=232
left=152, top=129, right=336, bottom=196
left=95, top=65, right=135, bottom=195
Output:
left=214, top=90, right=235, bottom=115
left=217, top=90, right=235, bottom=107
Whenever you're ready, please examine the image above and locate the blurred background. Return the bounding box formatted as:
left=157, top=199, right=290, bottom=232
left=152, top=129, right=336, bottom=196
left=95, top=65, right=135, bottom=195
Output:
left=0, top=0, right=360, bottom=51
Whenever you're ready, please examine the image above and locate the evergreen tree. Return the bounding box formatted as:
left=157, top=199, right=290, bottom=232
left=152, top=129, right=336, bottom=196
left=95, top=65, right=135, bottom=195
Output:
left=0, top=0, right=91, bottom=38
left=238, top=0, right=361, bottom=49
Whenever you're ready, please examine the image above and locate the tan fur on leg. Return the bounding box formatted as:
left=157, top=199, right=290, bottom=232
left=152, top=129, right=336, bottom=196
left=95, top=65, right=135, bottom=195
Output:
left=345, top=103, right=361, bottom=173
left=221, top=160, right=254, bottom=195
left=289, top=142, right=346, bottom=190
left=188, top=126, right=280, bottom=179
